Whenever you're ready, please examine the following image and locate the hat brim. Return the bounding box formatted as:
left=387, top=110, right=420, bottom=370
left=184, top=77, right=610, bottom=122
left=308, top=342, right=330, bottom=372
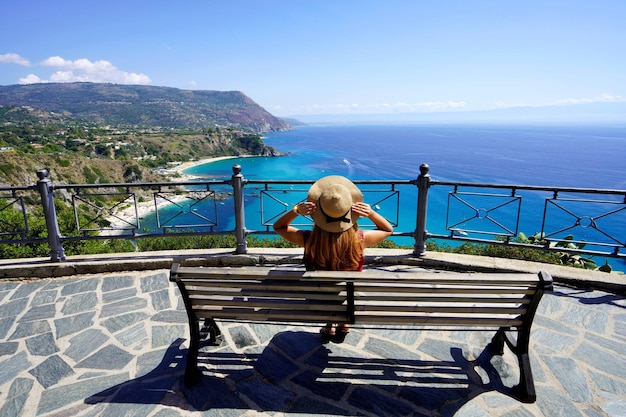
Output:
left=307, top=175, right=363, bottom=233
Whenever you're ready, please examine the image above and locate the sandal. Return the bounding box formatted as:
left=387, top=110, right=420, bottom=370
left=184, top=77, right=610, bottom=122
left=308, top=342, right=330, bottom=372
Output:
left=332, top=325, right=350, bottom=344
left=200, top=318, right=224, bottom=346
left=320, top=324, right=335, bottom=343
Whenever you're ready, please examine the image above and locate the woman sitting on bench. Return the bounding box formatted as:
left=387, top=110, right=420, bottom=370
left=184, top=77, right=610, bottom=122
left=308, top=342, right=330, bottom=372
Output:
left=273, top=175, right=393, bottom=343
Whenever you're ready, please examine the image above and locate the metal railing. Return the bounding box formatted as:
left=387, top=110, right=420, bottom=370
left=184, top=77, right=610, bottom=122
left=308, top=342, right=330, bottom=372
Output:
left=418, top=164, right=626, bottom=261
left=0, top=164, right=624, bottom=263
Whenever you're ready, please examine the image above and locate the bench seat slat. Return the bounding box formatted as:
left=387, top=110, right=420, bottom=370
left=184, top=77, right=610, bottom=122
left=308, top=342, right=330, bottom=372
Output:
left=187, top=288, right=533, bottom=303
left=363, top=273, right=535, bottom=280
left=188, top=290, right=346, bottom=301
left=182, top=281, right=346, bottom=293
left=190, top=298, right=347, bottom=311
left=352, top=294, right=531, bottom=304
left=180, top=277, right=342, bottom=284
left=355, top=314, right=524, bottom=327
left=344, top=276, right=539, bottom=286
left=187, top=285, right=343, bottom=297
left=175, top=267, right=541, bottom=285
left=353, top=304, right=526, bottom=315
left=192, top=308, right=347, bottom=322
left=354, top=286, right=535, bottom=295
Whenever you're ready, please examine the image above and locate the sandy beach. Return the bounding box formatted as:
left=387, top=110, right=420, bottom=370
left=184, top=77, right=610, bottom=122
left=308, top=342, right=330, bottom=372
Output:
left=166, top=155, right=239, bottom=181
left=103, top=156, right=238, bottom=234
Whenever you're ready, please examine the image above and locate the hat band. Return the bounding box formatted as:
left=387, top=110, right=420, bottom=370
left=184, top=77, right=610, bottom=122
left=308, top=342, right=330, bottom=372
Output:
left=318, top=200, right=351, bottom=224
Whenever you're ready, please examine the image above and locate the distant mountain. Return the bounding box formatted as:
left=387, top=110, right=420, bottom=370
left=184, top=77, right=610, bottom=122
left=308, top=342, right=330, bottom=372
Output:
left=291, top=101, right=626, bottom=125
left=0, top=82, right=291, bottom=133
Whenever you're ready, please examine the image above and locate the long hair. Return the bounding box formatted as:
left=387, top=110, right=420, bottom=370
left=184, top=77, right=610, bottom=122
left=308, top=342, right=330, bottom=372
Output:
left=304, top=225, right=363, bottom=271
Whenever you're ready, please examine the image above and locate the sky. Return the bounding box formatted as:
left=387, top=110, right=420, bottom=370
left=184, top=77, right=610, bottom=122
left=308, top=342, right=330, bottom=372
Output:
left=1, top=0, right=625, bottom=118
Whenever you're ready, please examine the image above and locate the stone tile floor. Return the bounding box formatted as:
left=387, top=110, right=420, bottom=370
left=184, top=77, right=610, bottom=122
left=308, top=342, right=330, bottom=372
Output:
left=0, top=268, right=625, bottom=417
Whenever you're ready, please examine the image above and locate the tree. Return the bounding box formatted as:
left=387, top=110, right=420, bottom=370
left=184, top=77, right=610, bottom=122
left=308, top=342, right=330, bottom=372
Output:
left=123, top=165, right=143, bottom=183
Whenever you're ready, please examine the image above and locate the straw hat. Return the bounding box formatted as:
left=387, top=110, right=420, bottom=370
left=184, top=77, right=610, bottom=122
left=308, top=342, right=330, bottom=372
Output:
left=307, top=175, right=363, bottom=233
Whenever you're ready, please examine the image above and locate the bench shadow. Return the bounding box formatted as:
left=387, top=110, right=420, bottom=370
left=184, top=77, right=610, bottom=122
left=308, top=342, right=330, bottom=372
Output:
left=86, top=331, right=519, bottom=415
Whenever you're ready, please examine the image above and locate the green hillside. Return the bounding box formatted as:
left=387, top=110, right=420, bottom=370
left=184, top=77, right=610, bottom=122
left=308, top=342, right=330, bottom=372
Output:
left=0, top=83, right=291, bottom=186
left=0, top=82, right=291, bottom=132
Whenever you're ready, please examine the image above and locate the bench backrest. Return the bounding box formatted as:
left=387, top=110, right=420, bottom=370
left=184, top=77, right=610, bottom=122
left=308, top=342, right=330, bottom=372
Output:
left=170, top=265, right=553, bottom=328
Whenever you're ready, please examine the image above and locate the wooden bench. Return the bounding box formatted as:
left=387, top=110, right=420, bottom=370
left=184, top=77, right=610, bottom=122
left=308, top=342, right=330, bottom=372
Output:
left=169, top=264, right=552, bottom=403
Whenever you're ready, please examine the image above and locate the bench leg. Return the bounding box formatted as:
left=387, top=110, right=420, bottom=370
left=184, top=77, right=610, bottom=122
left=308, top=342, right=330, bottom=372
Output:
left=510, top=326, right=536, bottom=403
left=184, top=318, right=223, bottom=386
left=487, top=328, right=506, bottom=356
left=513, top=353, right=537, bottom=403
left=184, top=317, right=202, bottom=386
left=487, top=327, right=536, bottom=403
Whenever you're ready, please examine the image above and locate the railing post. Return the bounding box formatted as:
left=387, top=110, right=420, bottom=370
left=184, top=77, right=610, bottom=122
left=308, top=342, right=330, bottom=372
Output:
left=414, top=163, right=431, bottom=256
left=36, top=169, right=66, bottom=262
left=231, top=164, right=248, bottom=254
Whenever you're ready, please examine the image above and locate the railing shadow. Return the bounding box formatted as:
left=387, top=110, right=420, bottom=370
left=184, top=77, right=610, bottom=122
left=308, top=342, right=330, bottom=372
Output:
left=553, top=287, right=626, bottom=309
left=86, top=331, right=520, bottom=415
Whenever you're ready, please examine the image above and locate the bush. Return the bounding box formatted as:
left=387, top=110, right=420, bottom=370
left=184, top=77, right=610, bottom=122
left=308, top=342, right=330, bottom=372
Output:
left=136, top=233, right=238, bottom=251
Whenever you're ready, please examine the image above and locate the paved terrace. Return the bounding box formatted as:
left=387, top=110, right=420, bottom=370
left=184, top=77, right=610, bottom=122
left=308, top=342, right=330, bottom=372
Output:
left=0, top=249, right=625, bottom=417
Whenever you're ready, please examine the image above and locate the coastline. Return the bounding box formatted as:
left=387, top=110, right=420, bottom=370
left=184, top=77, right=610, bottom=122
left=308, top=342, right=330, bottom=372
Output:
left=103, top=155, right=239, bottom=233
left=167, top=155, right=239, bottom=181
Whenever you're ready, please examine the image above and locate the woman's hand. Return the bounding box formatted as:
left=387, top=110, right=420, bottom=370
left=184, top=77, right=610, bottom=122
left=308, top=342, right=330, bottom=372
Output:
left=351, top=202, right=372, bottom=217
left=274, top=201, right=317, bottom=247
left=295, top=201, right=317, bottom=216
left=353, top=202, right=394, bottom=242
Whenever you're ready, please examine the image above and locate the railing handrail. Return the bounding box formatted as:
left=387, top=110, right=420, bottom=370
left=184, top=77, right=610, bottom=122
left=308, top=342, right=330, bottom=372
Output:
left=51, top=179, right=232, bottom=190
left=432, top=180, right=626, bottom=197
left=245, top=179, right=416, bottom=186
left=41, top=178, right=626, bottom=197
left=0, top=185, right=36, bottom=192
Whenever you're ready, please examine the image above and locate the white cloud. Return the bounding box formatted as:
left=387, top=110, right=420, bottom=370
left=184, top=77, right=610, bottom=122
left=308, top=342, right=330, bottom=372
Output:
left=291, top=100, right=466, bottom=114
left=496, top=94, right=626, bottom=109
left=40, top=56, right=67, bottom=67
left=494, top=100, right=526, bottom=109
left=40, top=56, right=151, bottom=84
left=552, top=93, right=625, bottom=106
left=13, top=55, right=151, bottom=85
left=49, top=71, right=79, bottom=82
left=18, top=74, right=43, bottom=84
left=598, top=93, right=624, bottom=102
left=0, top=53, right=31, bottom=66
left=394, top=101, right=466, bottom=112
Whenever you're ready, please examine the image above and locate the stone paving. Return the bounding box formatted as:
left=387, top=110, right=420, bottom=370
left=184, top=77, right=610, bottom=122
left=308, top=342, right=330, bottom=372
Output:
left=0, top=267, right=625, bottom=417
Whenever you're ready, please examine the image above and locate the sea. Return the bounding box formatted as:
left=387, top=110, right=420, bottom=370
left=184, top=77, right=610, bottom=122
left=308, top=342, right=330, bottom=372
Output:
left=163, top=123, right=626, bottom=269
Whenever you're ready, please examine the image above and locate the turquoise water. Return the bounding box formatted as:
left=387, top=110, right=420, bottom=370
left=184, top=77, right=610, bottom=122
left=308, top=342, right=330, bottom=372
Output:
left=152, top=123, right=626, bottom=267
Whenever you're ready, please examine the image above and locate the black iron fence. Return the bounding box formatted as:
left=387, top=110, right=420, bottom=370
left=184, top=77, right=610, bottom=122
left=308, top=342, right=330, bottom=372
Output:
left=1, top=164, right=624, bottom=264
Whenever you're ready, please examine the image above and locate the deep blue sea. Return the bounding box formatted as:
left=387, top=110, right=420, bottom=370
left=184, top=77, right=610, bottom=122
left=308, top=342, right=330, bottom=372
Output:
left=188, top=123, right=626, bottom=187
left=173, top=123, right=626, bottom=268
